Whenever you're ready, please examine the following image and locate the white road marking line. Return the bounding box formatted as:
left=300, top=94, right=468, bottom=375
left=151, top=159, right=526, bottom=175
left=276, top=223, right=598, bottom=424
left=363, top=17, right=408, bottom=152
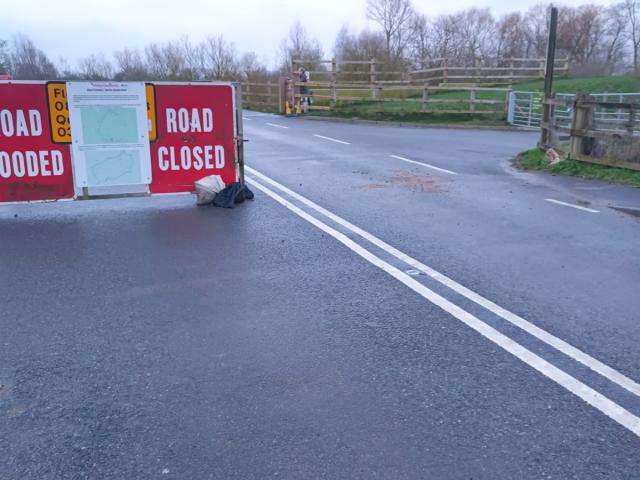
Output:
left=246, top=166, right=640, bottom=398
left=247, top=175, right=640, bottom=438
left=545, top=198, right=600, bottom=213
left=266, top=123, right=289, bottom=129
left=313, top=134, right=351, bottom=145
left=390, top=155, right=457, bottom=175
left=242, top=116, right=252, bottom=121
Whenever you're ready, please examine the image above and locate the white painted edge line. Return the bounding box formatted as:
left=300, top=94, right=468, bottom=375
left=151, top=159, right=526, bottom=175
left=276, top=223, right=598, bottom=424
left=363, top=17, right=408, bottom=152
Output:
left=242, top=116, right=252, bottom=121
left=245, top=165, right=640, bottom=399
left=545, top=198, right=600, bottom=213
left=266, top=123, right=289, bottom=129
left=246, top=175, right=640, bottom=438
left=390, top=155, right=457, bottom=175
left=313, top=134, right=351, bottom=145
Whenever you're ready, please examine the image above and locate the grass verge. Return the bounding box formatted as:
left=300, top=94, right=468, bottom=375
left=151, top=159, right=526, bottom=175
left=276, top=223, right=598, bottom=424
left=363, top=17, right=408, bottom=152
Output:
left=514, top=148, right=640, bottom=187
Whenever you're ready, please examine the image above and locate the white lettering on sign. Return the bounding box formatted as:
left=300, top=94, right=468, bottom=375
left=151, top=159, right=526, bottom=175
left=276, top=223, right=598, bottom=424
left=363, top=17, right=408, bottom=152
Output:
left=157, top=145, right=225, bottom=172
left=165, top=108, right=213, bottom=133
left=0, top=150, right=64, bottom=179
left=0, top=109, right=43, bottom=137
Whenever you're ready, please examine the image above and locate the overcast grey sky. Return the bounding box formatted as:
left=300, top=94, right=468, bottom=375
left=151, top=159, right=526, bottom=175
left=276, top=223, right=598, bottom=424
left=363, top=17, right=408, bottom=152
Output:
left=2, top=0, right=618, bottom=67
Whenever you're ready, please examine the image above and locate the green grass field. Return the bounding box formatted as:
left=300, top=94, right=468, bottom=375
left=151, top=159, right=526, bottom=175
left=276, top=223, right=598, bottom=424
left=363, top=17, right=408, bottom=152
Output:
left=309, top=75, right=640, bottom=123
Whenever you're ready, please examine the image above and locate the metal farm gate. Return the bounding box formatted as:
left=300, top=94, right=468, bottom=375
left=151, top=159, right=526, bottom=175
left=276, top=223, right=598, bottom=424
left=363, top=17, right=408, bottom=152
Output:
left=507, top=91, right=640, bottom=129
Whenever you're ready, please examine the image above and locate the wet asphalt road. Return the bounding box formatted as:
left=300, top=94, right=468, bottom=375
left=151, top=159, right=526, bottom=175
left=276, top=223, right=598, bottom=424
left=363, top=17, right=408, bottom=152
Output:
left=1, top=113, right=640, bottom=479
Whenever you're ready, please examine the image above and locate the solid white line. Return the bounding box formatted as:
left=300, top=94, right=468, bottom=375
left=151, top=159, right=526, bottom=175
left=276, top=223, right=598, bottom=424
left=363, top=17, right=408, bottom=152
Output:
left=266, top=123, right=289, bottom=129
left=242, top=116, right=252, bottom=121
left=245, top=165, right=640, bottom=399
left=545, top=198, right=600, bottom=213
left=313, top=134, right=351, bottom=145
left=246, top=175, right=640, bottom=438
left=390, top=155, right=457, bottom=175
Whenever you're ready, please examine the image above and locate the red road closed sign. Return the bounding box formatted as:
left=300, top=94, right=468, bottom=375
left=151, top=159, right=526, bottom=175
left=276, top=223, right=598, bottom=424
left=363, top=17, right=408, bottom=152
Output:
left=0, top=83, right=74, bottom=202
left=150, top=84, right=238, bottom=194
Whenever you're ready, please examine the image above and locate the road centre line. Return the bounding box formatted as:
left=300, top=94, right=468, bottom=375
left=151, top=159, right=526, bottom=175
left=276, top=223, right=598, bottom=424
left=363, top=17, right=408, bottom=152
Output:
left=545, top=198, right=600, bottom=213
left=390, top=155, right=458, bottom=175
left=246, top=174, right=640, bottom=438
left=266, top=123, right=289, bottom=129
left=245, top=165, right=640, bottom=399
left=313, top=134, right=351, bottom=145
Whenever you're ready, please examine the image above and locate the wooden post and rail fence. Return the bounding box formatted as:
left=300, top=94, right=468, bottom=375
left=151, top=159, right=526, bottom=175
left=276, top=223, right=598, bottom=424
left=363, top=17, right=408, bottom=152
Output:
left=239, top=56, right=569, bottom=114
left=541, top=93, right=640, bottom=171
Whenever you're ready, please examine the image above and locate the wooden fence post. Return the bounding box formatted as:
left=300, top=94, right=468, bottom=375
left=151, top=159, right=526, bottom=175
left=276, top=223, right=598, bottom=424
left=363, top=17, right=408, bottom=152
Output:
left=331, top=58, right=337, bottom=107
left=369, top=59, right=377, bottom=99
left=422, top=85, right=429, bottom=112
left=570, top=93, right=594, bottom=156
left=267, top=82, right=272, bottom=106
left=505, top=87, right=513, bottom=117
left=442, top=58, right=448, bottom=84
left=470, top=88, right=476, bottom=113
left=509, top=60, right=515, bottom=84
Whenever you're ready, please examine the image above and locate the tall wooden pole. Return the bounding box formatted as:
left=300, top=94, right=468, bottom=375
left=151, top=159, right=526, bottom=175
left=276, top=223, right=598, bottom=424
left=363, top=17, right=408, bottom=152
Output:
left=540, top=6, right=558, bottom=147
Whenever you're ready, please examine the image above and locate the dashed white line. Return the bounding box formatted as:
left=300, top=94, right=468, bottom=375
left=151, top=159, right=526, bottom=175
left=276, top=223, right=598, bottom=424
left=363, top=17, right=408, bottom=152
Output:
left=545, top=198, right=600, bottom=213
left=266, top=123, right=289, bottom=129
left=390, top=155, right=457, bottom=175
left=313, top=134, right=351, bottom=145
left=246, top=174, right=640, bottom=438
left=246, top=166, right=640, bottom=399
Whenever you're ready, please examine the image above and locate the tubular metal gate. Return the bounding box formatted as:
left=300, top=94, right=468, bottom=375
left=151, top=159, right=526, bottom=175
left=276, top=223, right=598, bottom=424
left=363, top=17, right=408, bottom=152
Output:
left=507, top=91, right=640, bottom=129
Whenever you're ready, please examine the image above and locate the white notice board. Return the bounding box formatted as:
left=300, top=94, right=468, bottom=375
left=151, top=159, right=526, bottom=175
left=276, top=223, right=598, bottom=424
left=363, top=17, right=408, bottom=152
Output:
left=67, top=81, right=152, bottom=188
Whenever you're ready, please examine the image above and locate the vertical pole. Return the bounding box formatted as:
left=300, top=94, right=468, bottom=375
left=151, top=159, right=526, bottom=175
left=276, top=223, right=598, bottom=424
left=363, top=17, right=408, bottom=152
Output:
left=331, top=58, right=337, bottom=108
left=506, top=88, right=513, bottom=121
left=422, top=85, right=428, bottom=112
left=509, top=60, right=515, bottom=84
left=443, top=58, right=448, bottom=84
left=234, top=83, right=245, bottom=185
left=570, top=94, right=593, bottom=157
left=267, top=82, right=272, bottom=107
left=370, top=59, right=377, bottom=99
left=470, top=88, right=476, bottom=113
left=539, top=6, right=558, bottom=147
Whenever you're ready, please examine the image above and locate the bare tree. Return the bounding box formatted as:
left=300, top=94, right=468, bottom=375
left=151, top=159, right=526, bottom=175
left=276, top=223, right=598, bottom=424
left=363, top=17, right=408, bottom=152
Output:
left=0, top=39, right=9, bottom=75
left=625, top=0, right=640, bottom=71
left=366, top=0, right=415, bottom=61
left=603, top=3, right=628, bottom=73
left=457, top=8, right=496, bottom=63
left=523, top=3, right=551, bottom=58
left=429, top=14, right=464, bottom=59
left=113, top=48, right=148, bottom=80
left=557, top=5, right=606, bottom=71
left=201, top=36, right=239, bottom=80
left=9, top=34, right=58, bottom=79
left=78, top=54, right=114, bottom=80
left=278, top=21, right=324, bottom=73
left=409, top=14, right=433, bottom=68
left=496, top=12, right=529, bottom=59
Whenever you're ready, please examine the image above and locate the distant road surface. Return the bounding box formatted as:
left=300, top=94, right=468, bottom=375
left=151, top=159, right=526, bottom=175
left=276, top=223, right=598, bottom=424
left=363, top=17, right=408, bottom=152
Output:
left=1, top=112, right=639, bottom=479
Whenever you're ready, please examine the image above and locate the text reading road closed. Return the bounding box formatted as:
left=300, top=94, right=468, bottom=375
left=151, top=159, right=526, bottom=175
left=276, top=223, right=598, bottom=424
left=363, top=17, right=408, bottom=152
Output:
left=159, top=108, right=224, bottom=172
left=157, top=145, right=224, bottom=171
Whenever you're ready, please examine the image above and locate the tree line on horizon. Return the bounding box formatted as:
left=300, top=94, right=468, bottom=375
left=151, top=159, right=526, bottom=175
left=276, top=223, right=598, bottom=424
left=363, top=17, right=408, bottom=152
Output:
left=1, top=0, right=639, bottom=82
